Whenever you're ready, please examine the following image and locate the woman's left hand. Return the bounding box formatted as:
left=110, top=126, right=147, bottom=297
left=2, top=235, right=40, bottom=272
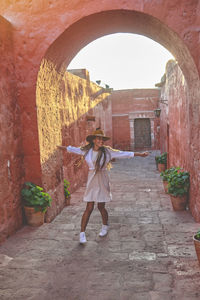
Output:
left=141, top=152, right=149, bottom=157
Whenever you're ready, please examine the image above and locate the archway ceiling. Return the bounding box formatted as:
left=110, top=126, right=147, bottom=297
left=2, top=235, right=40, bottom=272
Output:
left=44, top=10, right=199, bottom=85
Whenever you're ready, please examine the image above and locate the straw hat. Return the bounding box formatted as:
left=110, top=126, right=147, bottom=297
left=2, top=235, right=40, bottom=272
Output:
left=86, top=128, right=110, bottom=143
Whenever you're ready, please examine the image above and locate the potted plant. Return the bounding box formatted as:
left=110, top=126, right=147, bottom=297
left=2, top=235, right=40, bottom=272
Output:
left=167, top=170, right=190, bottom=211
left=156, top=152, right=167, bottom=172
left=193, top=230, right=200, bottom=265
left=160, top=167, right=180, bottom=193
left=21, top=182, right=52, bottom=226
left=64, top=179, right=71, bottom=206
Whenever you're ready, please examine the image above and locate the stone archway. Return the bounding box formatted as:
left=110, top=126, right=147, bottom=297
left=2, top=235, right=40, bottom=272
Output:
left=36, top=9, right=200, bottom=221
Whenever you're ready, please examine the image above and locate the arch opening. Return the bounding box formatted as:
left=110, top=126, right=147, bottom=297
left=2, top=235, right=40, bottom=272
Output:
left=36, top=9, right=200, bottom=221
left=67, top=33, right=174, bottom=90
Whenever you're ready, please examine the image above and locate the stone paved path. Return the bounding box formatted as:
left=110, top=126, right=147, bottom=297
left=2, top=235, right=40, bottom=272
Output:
left=0, top=152, right=200, bottom=300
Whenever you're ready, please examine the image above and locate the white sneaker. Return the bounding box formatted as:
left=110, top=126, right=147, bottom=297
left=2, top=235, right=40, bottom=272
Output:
left=99, top=225, right=109, bottom=237
left=80, top=232, right=87, bottom=244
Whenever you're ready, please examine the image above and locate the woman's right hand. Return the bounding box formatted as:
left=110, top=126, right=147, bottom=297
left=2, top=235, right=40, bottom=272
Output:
left=57, top=145, right=66, bottom=150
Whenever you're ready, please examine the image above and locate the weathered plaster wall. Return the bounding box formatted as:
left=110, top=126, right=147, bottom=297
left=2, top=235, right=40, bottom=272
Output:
left=111, top=89, right=160, bottom=150
left=160, top=60, right=189, bottom=168
left=111, top=89, right=160, bottom=115
left=160, top=60, right=200, bottom=220
left=0, top=17, right=24, bottom=243
left=0, top=0, right=200, bottom=236
left=112, top=115, right=131, bottom=150
left=62, top=72, right=112, bottom=194
left=37, top=70, right=112, bottom=222
left=0, top=2, right=199, bottom=187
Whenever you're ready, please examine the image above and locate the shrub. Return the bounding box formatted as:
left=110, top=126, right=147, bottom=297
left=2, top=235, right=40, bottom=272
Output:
left=21, top=182, right=52, bottom=213
left=195, top=230, right=200, bottom=241
left=64, top=179, right=71, bottom=199
left=156, top=152, right=167, bottom=165
left=168, top=170, right=190, bottom=197
left=160, top=167, right=180, bottom=182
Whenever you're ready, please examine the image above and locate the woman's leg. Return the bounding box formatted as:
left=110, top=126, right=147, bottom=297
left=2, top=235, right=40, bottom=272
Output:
left=81, top=202, right=94, bottom=232
left=97, top=202, right=108, bottom=225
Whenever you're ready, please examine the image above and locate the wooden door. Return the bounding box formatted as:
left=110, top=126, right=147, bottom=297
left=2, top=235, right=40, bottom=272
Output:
left=134, top=118, right=151, bottom=149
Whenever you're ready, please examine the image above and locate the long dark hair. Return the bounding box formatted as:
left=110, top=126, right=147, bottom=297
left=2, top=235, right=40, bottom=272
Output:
left=81, top=142, right=107, bottom=172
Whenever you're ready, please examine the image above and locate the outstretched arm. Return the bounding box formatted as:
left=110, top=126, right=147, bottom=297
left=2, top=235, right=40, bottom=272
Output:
left=57, top=145, right=85, bottom=155
left=134, top=152, right=149, bottom=157
left=57, top=146, right=67, bottom=150
left=106, top=147, right=149, bottom=159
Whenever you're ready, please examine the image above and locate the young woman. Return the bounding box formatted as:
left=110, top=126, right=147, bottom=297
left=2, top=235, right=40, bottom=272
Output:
left=58, top=128, right=148, bottom=244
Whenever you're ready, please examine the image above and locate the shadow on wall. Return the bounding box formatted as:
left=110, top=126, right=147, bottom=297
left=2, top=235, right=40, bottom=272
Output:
left=40, top=105, right=112, bottom=222
left=37, top=69, right=113, bottom=222
left=37, top=9, right=200, bottom=224
left=0, top=16, right=25, bottom=243
left=1, top=3, right=200, bottom=244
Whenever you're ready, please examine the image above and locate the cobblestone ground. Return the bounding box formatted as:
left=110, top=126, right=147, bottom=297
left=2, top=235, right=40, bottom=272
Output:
left=0, top=152, right=200, bottom=300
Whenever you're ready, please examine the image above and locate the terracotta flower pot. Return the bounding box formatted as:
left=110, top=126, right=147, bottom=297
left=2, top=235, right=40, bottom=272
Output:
left=193, top=235, right=200, bottom=265
left=158, top=163, right=166, bottom=172
left=65, top=196, right=71, bottom=206
left=170, top=194, right=187, bottom=211
left=24, top=206, right=45, bottom=226
left=163, top=181, right=168, bottom=193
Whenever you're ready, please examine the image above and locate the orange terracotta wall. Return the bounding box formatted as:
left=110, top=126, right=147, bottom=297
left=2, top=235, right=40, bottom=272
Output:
left=111, top=89, right=160, bottom=150
left=160, top=60, right=189, bottom=168
left=0, top=0, right=200, bottom=235
left=111, top=89, right=160, bottom=115
left=37, top=69, right=112, bottom=222
left=112, top=115, right=131, bottom=150
left=62, top=72, right=113, bottom=194
left=0, top=2, right=199, bottom=186
left=160, top=60, right=200, bottom=220
left=0, top=17, right=24, bottom=243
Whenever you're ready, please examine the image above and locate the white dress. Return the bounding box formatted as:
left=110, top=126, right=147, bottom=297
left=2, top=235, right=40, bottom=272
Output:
left=67, top=146, right=134, bottom=203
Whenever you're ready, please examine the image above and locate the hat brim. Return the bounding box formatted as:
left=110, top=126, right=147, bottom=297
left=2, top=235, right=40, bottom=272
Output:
left=86, top=134, right=110, bottom=142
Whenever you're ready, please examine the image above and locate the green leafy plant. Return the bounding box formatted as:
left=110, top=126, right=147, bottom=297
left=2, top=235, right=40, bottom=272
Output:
left=156, top=152, right=167, bottom=165
left=168, top=170, right=190, bottom=197
left=64, top=179, right=70, bottom=199
left=21, top=182, right=52, bottom=213
left=195, top=230, right=200, bottom=241
left=160, top=167, right=180, bottom=182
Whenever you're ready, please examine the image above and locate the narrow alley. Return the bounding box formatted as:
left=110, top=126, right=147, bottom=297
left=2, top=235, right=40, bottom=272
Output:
left=0, top=152, right=199, bottom=300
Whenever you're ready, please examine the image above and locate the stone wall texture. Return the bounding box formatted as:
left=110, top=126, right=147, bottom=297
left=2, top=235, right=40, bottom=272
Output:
left=112, top=115, right=131, bottom=150
left=111, top=89, right=160, bottom=150
left=1, top=1, right=199, bottom=185
left=0, top=0, right=200, bottom=240
left=37, top=70, right=112, bottom=222
left=0, top=17, right=24, bottom=243
left=160, top=61, right=189, bottom=168
left=160, top=60, right=200, bottom=221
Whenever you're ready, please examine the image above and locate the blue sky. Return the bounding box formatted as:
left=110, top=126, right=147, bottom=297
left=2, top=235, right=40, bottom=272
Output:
left=68, top=33, right=174, bottom=90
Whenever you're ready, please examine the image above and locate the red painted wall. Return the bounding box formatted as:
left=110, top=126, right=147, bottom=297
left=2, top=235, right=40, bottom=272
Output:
left=160, top=60, right=200, bottom=220
left=112, top=115, right=131, bottom=150
left=0, top=3, right=199, bottom=186
left=62, top=72, right=113, bottom=195
left=0, top=1, right=200, bottom=239
left=0, top=17, right=24, bottom=243
left=160, top=60, right=189, bottom=168
left=111, top=89, right=160, bottom=150
left=111, top=89, right=160, bottom=115
left=37, top=70, right=112, bottom=222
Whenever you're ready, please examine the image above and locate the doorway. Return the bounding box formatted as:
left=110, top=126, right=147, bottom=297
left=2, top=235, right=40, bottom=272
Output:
left=134, top=118, right=151, bottom=149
